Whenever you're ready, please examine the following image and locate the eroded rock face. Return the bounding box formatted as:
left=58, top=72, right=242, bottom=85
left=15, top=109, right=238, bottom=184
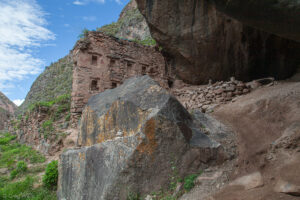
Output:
left=58, top=76, right=222, bottom=200
left=212, top=0, right=300, bottom=42
left=136, top=0, right=300, bottom=84
left=0, top=92, right=16, bottom=130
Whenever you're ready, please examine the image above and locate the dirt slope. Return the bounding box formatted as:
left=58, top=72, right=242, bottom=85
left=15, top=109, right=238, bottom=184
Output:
left=212, top=81, right=300, bottom=200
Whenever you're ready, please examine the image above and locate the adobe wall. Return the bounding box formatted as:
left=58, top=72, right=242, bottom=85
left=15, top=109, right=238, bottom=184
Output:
left=71, top=32, right=175, bottom=122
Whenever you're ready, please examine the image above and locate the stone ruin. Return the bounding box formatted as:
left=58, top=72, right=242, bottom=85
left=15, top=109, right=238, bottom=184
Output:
left=70, top=31, right=274, bottom=124
left=71, top=32, right=175, bottom=122
left=172, top=77, right=275, bottom=112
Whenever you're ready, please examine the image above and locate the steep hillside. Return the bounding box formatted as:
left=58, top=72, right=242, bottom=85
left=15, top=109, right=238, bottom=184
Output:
left=97, top=0, right=151, bottom=41
left=0, top=92, right=16, bottom=114
left=0, top=92, right=16, bottom=130
left=18, top=55, right=73, bottom=114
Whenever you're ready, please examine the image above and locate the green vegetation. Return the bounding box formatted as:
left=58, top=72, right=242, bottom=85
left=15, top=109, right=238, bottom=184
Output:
left=97, top=4, right=153, bottom=44
left=0, top=132, right=56, bottom=200
left=146, top=161, right=202, bottom=199
left=78, top=28, right=89, bottom=39
left=183, top=174, right=198, bottom=191
left=0, top=176, right=56, bottom=200
left=0, top=133, right=45, bottom=169
left=12, top=94, right=71, bottom=141
left=40, top=120, right=54, bottom=140
left=10, top=161, right=27, bottom=180
left=43, top=161, right=58, bottom=190
left=127, top=192, right=141, bottom=200
left=65, top=113, right=71, bottom=121
left=132, top=37, right=157, bottom=46
left=27, top=94, right=71, bottom=114
left=98, top=22, right=120, bottom=37
left=98, top=8, right=144, bottom=37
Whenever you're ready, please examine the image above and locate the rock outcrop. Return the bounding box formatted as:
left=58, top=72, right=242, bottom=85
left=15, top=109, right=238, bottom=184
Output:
left=58, top=76, right=223, bottom=200
left=0, top=92, right=16, bottom=130
left=10, top=94, right=75, bottom=155
left=212, top=0, right=300, bottom=42
left=136, top=0, right=300, bottom=84
left=98, top=0, right=151, bottom=41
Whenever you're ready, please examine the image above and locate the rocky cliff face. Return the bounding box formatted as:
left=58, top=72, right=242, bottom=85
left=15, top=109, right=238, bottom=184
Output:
left=98, top=0, right=151, bottom=40
left=10, top=94, right=76, bottom=155
left=18, top=55, right=73, bottom=114
left=0, top=92, right=16, bottom=130
left=136, top=0, right=300, bottom=84
left=212, top=0, right=300, bottom=42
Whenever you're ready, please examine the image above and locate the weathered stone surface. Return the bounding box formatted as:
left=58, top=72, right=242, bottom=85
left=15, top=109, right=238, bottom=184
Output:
left=58, top=76, right=221, bottom=200
left=229, top=172, right=264, bottom=190
left=136, top=0, right=300, bottom=84
left=274, top=179, right=300, bottom=196
left=212, top=0, right=300, bottom=42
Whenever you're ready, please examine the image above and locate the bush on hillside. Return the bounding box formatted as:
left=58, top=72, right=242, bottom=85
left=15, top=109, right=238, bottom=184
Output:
left=43, top=161, right=58, bottom=190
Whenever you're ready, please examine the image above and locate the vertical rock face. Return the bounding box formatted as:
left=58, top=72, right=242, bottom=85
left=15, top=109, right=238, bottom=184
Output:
left=58, top=76, right=222, bottom=200
left=136, top=0, right=300, bottom=84
left=0, top=92, right=16, bottom=130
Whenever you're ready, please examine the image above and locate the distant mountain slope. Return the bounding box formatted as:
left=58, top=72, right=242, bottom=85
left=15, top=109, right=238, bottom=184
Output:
left=18, top=55, right=73, bottom=114
left=0, top=92, right=16, bottom=130
left=97, top=0, right=151, bottom=40
left=0, top=92, right=16, bottom=114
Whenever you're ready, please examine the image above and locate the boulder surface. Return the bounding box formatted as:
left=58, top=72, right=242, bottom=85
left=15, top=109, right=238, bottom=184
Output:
left=58, top=76, right=221, bottom=200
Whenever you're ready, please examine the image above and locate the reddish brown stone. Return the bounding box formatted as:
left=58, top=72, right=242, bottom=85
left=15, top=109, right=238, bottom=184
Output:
left=71, top=32, right=175, bottom=122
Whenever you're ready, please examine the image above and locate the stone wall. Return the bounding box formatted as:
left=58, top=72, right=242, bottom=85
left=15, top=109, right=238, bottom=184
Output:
left=71, top=32, right=175, bottom=122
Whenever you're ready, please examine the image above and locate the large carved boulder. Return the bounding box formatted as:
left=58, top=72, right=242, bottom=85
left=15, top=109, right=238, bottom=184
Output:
left=136, top=0, right=300, bottom=84
left=58, top=76, right=221, bottom=200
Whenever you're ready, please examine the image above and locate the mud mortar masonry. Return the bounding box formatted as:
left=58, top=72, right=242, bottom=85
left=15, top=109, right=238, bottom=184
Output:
left=71, top=32, right=175, bottom=123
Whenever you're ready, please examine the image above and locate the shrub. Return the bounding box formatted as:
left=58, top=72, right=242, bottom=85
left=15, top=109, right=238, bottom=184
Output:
left=0, top=176, right=34, bottom=199
left=127, top=192, right=141, bottom=200
left=16, top=161, right=27, bottom=173
left=132, top=37, right=157, bottom=46
left=43, top=161, right=58, bottom=189
left=183, top=174, right=198, bottom=191
left=0, top=133, right=16, bottom=145
left=10, top=161, right=27, bottom=179
left=9, top=169, right=18, bottom=180
left=65, top=113, right=71, bottom=121
left=78, top=28, right=89, bottom=39
left=41, top=120, right=54, bottom=139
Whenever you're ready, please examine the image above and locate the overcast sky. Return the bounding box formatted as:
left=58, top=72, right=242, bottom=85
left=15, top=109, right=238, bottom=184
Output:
left=0, top=0, right=129, bottom=105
